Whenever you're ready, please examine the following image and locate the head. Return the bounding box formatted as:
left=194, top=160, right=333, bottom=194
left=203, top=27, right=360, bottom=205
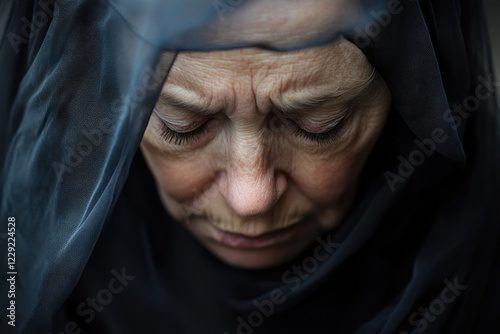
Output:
left=140, top=38, right=391, bottom=269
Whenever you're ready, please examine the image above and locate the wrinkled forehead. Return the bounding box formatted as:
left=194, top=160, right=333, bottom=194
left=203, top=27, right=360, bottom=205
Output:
left=167, top=39, right=373, bottom=97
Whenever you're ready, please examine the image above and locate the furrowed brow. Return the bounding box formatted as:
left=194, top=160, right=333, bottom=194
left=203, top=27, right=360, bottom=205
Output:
left=276, top=68, right=376, bottom=114
left=157, top=87, right=221, bottom=115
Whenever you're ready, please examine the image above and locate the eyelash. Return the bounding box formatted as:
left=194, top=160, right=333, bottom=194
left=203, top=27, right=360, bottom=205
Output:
left=286, top=109, right=349, bottom=146
left=159, top=121, right=210, bottom=145
left=157, top=116, right=347, bottom=146
left=291, top=125, right=341, bottom=146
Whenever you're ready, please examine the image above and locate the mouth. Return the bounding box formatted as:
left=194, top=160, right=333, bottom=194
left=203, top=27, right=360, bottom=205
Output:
left=209, top=219, right=310, bottom=248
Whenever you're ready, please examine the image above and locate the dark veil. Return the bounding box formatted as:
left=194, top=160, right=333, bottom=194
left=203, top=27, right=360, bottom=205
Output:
left=1, top=0, right=499, bottom=333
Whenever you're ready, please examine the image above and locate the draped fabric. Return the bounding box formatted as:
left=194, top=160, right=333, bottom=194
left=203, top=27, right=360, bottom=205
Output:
left=1, top=0, right=499, bottom=333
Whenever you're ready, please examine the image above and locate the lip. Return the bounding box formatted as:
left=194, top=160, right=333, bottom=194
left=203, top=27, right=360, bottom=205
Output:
left=210, top=219, right=309, bottom=248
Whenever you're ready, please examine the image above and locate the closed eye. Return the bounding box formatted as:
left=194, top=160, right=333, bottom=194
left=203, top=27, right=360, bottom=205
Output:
left=277, top=104, right=352, bottom=146
left=288, top=119, right=345, bottom=146
left=158, top=121, right=210, bottom=145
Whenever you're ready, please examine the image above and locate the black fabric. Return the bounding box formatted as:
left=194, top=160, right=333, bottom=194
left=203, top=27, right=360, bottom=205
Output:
left=57, top=102, right=499, bottom=333
left=57, top=115, right=405, bottom=334
left=1, top=0, right=499, bottom=333
left=0, top=0, right=383, bottom=329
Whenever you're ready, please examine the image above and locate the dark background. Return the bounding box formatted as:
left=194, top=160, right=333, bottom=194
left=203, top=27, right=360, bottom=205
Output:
left=485, top=0, right=500, bottom=96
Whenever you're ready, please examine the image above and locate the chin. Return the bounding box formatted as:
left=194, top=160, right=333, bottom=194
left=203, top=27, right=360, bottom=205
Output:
left=186, top=217, right=326, bottom=269
left=205, top=240, right=317, bottom=269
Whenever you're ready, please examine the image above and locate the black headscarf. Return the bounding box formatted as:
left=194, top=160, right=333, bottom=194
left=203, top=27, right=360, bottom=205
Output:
left=1, top=0, right=499, bottom=333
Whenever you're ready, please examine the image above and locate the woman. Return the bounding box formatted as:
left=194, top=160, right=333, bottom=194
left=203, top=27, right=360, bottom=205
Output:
left=1, top=0, right=499, bottom=333
left=140, top=40, right=391, bottom=269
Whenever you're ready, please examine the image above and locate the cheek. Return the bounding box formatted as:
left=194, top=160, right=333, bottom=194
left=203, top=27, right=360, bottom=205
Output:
left=292, top=145, right=372, bottom=206
left=296, top=100, right=390, bottom=205
left=140, top=135, right=215, bottom=202
left=155, top=161, right=205, bottom=200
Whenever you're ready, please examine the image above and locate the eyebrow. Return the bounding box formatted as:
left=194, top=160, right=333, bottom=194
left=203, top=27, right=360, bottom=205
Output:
left=158, top=68, right=376, bottom=116
left=274, top=90, right=352, bottom=115
left=157, top=93, right=222, bottom=115
left=275, top=68, right=377, bottom=114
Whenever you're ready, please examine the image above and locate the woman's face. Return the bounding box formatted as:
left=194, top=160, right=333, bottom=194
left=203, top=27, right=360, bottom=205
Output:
left=140, top=39, right=391, bottom=268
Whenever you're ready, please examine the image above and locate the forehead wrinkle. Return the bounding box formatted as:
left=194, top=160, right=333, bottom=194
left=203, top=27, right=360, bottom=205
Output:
left=255, top=46, right=368, bottom=113
left=169, top=50, right=270, bottom=117
left=162, top=39, right=372, bottom=118
left=272, top=67, right=375, bottom=115
left=252, top=55, right=323, bottom=115
left=160, top=84, right=222, bottom=115
left=168, top=55, right=236, bottom=103
left=253, top=70, right=281, bottom=115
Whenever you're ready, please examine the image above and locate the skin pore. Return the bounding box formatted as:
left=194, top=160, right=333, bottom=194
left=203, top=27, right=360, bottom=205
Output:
left=140, top=38, right=391, bottom=269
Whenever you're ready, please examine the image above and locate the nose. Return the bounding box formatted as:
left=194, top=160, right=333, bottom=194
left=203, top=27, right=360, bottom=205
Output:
left=218, top=136, right=287, bottom=218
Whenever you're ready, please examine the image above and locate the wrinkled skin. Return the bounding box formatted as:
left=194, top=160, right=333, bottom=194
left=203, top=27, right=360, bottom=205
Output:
left=141, top=38, right=391, bottom=268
